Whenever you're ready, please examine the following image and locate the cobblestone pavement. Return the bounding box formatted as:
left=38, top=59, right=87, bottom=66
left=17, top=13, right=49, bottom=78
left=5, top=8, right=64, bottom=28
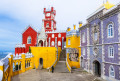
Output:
left=12, top=61, right=105, bottom=81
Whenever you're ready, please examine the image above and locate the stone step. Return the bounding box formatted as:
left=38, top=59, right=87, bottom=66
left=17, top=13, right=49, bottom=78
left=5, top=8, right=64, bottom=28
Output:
left=54, top=61, right=69, bottom=73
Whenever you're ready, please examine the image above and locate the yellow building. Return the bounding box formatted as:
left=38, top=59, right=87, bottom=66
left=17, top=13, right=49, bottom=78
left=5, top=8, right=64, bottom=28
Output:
left=66, top=23, right=82, bottom=71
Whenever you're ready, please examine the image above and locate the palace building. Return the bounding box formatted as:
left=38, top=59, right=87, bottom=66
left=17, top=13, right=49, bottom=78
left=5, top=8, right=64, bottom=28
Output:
left=15, top=7, right=66, bottom=55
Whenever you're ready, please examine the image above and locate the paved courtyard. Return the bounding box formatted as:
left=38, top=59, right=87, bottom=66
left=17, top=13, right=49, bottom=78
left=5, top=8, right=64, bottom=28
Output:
left=12, top=61, right=105, bottom=81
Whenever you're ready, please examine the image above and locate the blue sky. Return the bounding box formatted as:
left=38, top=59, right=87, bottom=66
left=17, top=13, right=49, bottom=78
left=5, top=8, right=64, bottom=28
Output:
left=0, top=0, right=119, bottom=51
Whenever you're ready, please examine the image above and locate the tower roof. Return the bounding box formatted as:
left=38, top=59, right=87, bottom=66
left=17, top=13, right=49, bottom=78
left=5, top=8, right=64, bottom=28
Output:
left=38, top=23, right=47, bottom=41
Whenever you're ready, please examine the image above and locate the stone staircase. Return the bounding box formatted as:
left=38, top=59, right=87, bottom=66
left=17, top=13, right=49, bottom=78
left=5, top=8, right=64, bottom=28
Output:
left=54, top=61, right=69, bottom=73
left=54, top=49, right=69, bottom=73
left=59, top=49, right=66, bottom=61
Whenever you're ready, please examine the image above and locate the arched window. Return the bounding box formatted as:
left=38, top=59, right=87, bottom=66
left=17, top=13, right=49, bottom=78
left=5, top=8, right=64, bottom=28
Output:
left=52, top=34, right=54, bottom=38
left=82, top=32, right=85, bottom=43
left=51, top=41, right=54, bottom=46
left=83, top=48, right=85, bottom=55
left=108, top=23, right=114, bottom=38
left=108, top=46, right=114, bottom=58
left=68, top=39, right=70, bottom=45
left=58, top=33, right=61, bottom=37
left=58, top=41, right=61, bottom=46
left=109, top=65, right=115, bottom=77
left=27, top=36, right=31, bottom=44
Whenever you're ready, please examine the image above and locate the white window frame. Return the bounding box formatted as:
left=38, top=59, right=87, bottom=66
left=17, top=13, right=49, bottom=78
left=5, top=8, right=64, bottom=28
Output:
left=108, top=46, right=114, bottom=58
left=83, top=48, right=85, bottom=55
left=58, top=41, right=61, bottom=46
left=51, top=41, right=54, bottom=46
left=27, top=36, right=31, bottom=44
left=82, top=32, right=85, bottom=43
left=107, top=23, right=114, bottom=38
left=52, top=34, right=54, bottom=38
left=109, top=65, right=115, bottom=78
left=46, top=23, right=49, bottom=28
left=68, top=39, right=70, bottom=45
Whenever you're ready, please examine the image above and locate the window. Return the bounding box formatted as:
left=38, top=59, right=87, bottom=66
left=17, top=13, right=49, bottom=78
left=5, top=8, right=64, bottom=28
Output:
left=46, top=23, right=49, bottom=28
left=58, top=33, right=61, bottom=37
left=82, top=32, right=85, bottom=43
left=83, top=48, right=85, bottom=55
left=68, top=39, right=70, bottom=45
left=94, top=32, right=98, bottom=41
left=108, top=46, right=114, bottom=58
left=27, top=36, right=31, bottom=44
left=109, top=65, right=115, bottom=77
left=58, top=41, right=61, bottom=46
left=52, top=34, right=54, bottom=38
left=52, top=41, right=54, bottom=46
left=108, top=23, right=114, bottom=38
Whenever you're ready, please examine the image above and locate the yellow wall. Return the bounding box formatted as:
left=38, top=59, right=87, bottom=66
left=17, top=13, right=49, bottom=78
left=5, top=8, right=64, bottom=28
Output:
left=30, top=47, right=57, bottom=69
left=66, top=35, right=80, bottom=48
left=66, top=35, right=81, bottom=69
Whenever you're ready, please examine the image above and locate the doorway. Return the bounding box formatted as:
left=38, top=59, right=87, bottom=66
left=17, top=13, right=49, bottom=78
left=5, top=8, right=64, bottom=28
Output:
left=39, top=58, right=43, bottom=65
left=93, top=60, right=101, bottom=77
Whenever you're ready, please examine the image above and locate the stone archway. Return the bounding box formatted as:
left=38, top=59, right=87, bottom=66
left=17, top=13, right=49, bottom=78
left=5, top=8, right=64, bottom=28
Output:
left=93, top=60, right=101, bottom=77
left=38, top=40, right=43, bottom=47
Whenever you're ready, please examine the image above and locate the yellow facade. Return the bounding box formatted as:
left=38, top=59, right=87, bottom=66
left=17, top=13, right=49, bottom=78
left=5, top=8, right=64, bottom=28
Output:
left=30, top=47, right=61, bottom=69
left=66, top=26, right=81, bottom=70
left=66, top=35, right=80, bottom=48
left=0, top=47, right=61, bottom=81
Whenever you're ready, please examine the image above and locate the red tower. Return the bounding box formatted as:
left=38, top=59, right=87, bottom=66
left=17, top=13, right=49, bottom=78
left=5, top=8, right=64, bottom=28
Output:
left=43, top=7, right=56, bottom=32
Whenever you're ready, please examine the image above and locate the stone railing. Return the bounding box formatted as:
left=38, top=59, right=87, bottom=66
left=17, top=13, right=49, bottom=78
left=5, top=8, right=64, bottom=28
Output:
left=0, top=53, right=34, bottom=81
left=66, top=53, right=71, bottom=73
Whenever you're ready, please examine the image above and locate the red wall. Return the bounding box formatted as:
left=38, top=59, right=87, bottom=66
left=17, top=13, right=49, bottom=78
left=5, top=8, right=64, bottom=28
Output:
left=47, top=32, right=66, bottom=48
left=22, top=27, right=37, bottom=53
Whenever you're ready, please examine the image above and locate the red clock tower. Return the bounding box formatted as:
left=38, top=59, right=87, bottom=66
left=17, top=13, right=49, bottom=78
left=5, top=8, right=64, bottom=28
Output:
left=43, top=7, right=56, bottom=32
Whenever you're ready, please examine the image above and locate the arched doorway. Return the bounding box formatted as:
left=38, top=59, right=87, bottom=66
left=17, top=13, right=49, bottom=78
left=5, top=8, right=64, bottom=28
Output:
left=81, top=57, right=84, bottom=68
left=93, top=60, right=101, bottom=77
left=38, top=40, right=43, bottom=47
left=39, top=58, right=43, bottom=65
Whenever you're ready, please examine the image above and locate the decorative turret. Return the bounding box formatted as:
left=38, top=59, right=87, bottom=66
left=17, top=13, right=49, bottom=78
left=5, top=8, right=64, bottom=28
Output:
left=79, top=22, right=82, bottom=28
left=43, top=7, right=56, bottom=32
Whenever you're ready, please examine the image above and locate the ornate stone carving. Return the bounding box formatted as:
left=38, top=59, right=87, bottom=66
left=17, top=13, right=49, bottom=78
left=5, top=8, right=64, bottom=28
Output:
left=91, top=23, right=100, bottom=46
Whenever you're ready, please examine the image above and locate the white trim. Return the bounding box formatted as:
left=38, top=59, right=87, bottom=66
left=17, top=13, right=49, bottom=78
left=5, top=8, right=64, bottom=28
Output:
left=108, top=46, right=114, bottom=58
left=27, top=36, right=32, bottom=44
left=68, top=39, right=70, bottom=45
left=107, top=23, right=114, bottom=38
left=52, top=34, right=54, bottom=38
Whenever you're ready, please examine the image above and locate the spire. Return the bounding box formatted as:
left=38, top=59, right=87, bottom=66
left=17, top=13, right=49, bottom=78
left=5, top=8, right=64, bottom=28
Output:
left=38, top=21, right=47, bottom=40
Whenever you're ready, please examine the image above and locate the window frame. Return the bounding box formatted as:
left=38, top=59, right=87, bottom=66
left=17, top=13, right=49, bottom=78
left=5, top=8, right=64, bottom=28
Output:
left=109, top=65, right=115, bottom=78
left=83, top=48, right=85, bottom=55
left=107, top=23, right=114, bottom=38
left=51, top=41, right=54, bottom=46
left=52, top=34, right=54, bottom=38
left=108, top=46, right=114, bottom=58
left=82, top=32, right=85, bottom=43
left=27, top=36, right=31, bottom=44
left=68, top=39, right=70, bottom=45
